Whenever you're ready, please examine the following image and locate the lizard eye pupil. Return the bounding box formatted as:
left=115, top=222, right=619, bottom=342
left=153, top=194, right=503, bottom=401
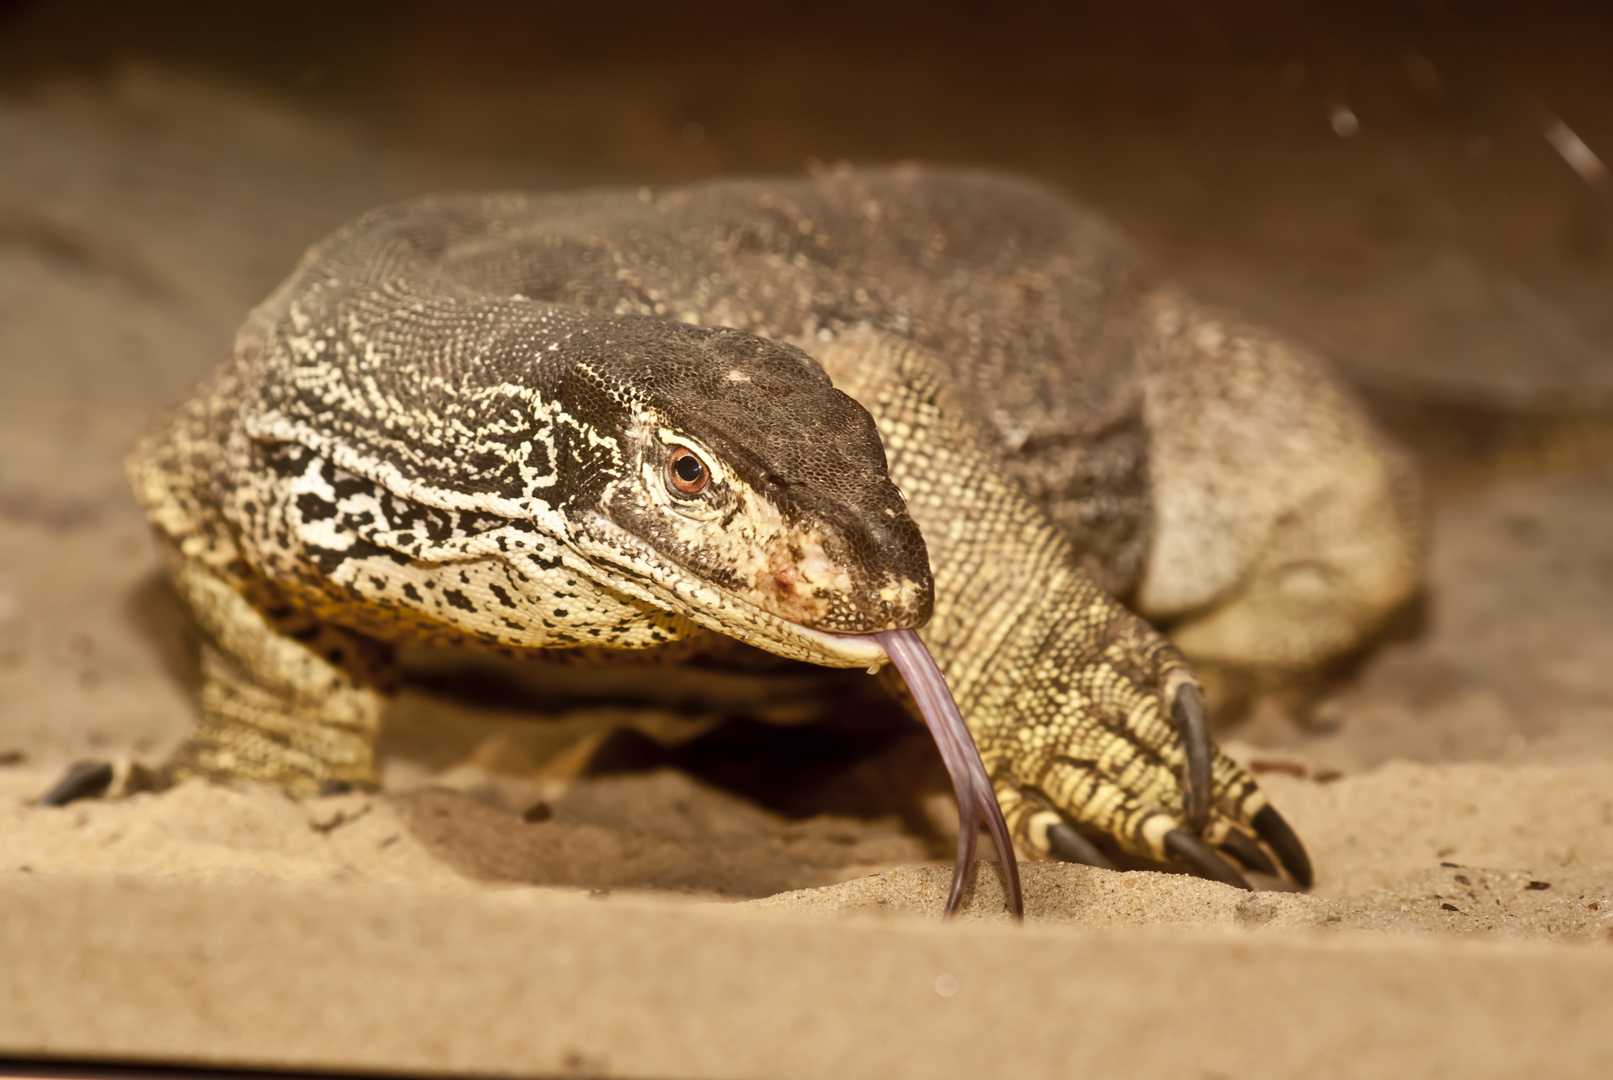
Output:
left=667, top=446, right=710, bottom=495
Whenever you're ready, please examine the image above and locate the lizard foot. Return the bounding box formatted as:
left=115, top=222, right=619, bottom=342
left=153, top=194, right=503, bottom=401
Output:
left=988, top=622, right=1313, bottom=890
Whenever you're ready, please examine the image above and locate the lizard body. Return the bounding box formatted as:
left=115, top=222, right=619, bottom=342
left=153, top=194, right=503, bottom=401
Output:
left=114, top=168, right=1422, bottom=887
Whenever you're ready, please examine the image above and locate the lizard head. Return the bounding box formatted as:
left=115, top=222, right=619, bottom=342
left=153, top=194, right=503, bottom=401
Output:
left=556, top=318, right=933, bottom=667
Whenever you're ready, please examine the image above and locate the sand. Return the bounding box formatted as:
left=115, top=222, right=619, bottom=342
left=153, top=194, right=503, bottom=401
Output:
left=3, top=50, right=1613, bottom=1080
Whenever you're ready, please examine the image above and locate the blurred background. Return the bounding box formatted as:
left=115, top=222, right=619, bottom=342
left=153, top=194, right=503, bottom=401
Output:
left=1, top=0, right=1610, bottom=818
left=5, top=0, right=1611, bottom=417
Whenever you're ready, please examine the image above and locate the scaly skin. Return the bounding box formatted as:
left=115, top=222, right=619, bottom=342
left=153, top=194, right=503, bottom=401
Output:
left=825, top=333, right=1284, bottom=875
left=83, top=169, right=1422, bottom=890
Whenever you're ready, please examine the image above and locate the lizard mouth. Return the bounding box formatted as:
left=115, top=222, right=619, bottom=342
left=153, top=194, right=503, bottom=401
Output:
left=664, top=578, right=900, bottom=668
left=568, top=513, right=925, bottom=669
left=757, top=614, right=892, bottom=667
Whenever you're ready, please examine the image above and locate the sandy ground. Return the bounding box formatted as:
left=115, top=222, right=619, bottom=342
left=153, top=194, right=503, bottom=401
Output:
left=2, top=42, right=1613, bottom=1080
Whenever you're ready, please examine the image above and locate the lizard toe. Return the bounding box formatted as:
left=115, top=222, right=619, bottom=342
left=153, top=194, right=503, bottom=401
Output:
left=1208, top=747, right=1315, bottom=889
left=1253, top=803, right=1314, bottom=889
left=38, top=760, right=114, bottom=806
left=1164, top=828, right=1253, bottom=890
left=37, top=758, right=165, bottom=806
left=1216, top=822, right=1279, bottom=877
left=1046, top=821, right=1119, bottom=870
left=1169, top=679, right=1211, bottom=831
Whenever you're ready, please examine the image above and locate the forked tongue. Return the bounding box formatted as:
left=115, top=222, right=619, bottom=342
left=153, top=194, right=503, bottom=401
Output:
left=874, top=628, right=1023, bottom=919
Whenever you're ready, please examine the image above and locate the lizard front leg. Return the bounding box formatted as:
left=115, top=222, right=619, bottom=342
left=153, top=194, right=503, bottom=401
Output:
left=41, top=548, right=393, bottom=805
left=820, top=331, right=1311, bottom=887
left=163, top=554, right=394, bottom=797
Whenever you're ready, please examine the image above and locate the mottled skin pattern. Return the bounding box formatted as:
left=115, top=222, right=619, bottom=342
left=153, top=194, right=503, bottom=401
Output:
left=125, top=168, right=1422, bottom=879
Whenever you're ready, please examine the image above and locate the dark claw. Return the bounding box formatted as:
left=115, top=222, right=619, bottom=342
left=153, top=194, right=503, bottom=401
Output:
left=39, top=760, right=115, bottom=807
left=1047, top=822, right=1118, bottom=870
left=1165, top=828, right=1252, bottom=890
left=1170, top=682, right=1211, bottom=831
left=1218, top=826, right=1278, bottom=877
left=1253, top=804, right=1314, bottom=889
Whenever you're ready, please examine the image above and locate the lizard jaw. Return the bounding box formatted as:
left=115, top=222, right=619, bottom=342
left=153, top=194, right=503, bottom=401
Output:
left=565, top=517, right=916, bottom=669
left=771, top=620, right=893, bottom=669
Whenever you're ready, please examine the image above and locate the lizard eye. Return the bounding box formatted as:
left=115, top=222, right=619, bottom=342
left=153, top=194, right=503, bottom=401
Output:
left=667, top=445, right=710, bottom=496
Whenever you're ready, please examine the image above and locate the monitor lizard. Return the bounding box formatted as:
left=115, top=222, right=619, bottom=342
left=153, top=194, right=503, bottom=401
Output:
left=52, top=167, right=1425, bottom=896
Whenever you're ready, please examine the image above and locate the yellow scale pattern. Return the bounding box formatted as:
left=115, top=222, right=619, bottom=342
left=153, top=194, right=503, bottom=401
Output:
left=115, top=171, right=1321, bottom=885
left=823, top=333, right=1268, bottom=863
